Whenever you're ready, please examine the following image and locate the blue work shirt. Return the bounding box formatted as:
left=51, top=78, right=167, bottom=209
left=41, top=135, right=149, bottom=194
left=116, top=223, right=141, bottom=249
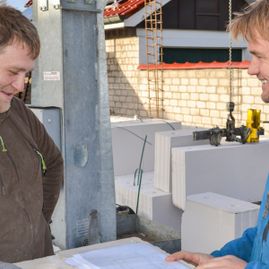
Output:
left=211, top=175, right=269, bottom=268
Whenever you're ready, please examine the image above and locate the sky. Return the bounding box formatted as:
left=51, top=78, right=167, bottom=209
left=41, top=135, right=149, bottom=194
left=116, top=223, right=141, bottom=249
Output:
left=6, top=0, right=26, bottom=11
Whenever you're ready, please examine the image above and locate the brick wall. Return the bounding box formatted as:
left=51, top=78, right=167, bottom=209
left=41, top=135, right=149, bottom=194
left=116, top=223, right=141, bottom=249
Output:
left=106, top=33, right=269, bottom=135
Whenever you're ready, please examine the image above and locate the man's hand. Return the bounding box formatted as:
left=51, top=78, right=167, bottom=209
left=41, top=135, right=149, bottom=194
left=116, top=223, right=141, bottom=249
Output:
left=165, top=251, right=213, bottom=266
left=196, top=255, right=247, bottom=269
left=166, top=252, right=247, bottom=269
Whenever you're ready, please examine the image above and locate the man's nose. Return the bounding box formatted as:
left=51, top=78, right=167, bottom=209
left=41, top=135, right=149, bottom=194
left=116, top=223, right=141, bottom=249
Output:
left=248, top=58, right=259, bottom=76
left=11, top=74, right=25, bottom=92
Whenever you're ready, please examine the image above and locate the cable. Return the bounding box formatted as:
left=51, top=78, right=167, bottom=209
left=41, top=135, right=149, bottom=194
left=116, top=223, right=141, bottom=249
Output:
left=117, top=126, right=152, bottom=146
left=228, top=0, right=233, bottom=105
left=134, top=135, right=147, bottom=215
left=162, top=120, right=176, bottom=130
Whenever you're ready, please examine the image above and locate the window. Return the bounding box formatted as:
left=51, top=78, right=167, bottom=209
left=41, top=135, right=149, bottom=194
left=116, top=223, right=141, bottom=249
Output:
left=163, top=48, right=242, bottom=63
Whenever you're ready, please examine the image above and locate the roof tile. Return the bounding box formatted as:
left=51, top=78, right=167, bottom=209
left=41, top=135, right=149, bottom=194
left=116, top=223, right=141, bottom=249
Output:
left=104, top=0, right=145, bottom=18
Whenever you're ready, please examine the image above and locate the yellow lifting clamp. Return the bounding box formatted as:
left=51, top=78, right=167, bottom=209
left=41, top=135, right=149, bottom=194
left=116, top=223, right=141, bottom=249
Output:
left=193, top=105, right=265, bottom=146
left=246, top=109, right=264, bottom=143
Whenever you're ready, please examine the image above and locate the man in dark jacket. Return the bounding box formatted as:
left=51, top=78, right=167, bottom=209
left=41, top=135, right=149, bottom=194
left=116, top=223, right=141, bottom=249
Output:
left=166, top=1, right=269, bottom=268
left=0, top=6, right=63, bottom=263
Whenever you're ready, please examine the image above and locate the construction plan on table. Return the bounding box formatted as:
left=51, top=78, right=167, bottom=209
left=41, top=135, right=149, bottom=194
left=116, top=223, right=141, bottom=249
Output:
left=65, top=242, right=191, bottom=269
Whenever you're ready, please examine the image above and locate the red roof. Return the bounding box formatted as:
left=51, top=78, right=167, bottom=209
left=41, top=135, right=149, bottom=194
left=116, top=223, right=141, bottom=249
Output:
left=138, top=61, right=250, bottom=70
left=104, top=0, right=145, bottom=18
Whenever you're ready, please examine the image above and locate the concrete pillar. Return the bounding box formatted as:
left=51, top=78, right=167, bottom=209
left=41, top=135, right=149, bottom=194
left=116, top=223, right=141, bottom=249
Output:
left=31, top=0, right=116, bottom=249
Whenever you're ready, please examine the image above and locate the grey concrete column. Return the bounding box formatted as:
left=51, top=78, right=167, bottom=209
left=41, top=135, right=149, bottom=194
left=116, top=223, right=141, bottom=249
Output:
left=31, top=0, right=116, bottom=249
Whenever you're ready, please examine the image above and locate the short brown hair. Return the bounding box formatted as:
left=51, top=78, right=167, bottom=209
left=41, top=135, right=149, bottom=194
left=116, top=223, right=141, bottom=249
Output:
left=0, top=6, right=40, bottom=59
left=229, top=0, right=269, bottom=41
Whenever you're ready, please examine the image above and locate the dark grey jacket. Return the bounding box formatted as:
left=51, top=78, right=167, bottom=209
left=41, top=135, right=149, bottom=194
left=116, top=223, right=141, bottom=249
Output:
left=0, top=97, right=63, bottom=263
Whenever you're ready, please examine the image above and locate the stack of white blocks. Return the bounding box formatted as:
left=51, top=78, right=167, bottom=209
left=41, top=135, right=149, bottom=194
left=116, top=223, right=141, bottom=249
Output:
left=171, top=141, right=269, bottom=210
left=182, top=192, right=260, bottom=253
left=115, top=172, right=181, bottom=231
left=112, top=120, right=184, bottom=231
left=154, top=128, right=207, bottom=192
left=114, top=126, right=208, bottom=231
left=111, top=119, right=182, bottom=176
left=112, top=118, right=269, bottom=241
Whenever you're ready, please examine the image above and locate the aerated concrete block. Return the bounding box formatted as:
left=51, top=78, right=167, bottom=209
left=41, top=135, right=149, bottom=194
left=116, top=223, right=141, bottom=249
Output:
left=172, top=140, right=269, bottom=210
left=182, top=192, right=259, bottom=253
left=154, top=128, right=207, bottom=192
left=111, top=119, right=181, bottom=176
left=115, top=172, right=181, bottom=232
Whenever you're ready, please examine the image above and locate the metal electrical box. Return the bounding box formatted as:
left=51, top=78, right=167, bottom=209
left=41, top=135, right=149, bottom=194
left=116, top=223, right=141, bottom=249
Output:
left=29, top=106, right=62, bottom=150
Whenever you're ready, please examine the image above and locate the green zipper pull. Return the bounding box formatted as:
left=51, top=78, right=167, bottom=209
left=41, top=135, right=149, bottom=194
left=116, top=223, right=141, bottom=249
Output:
left=0, top=136, right=7, bottom=152
left=35, top=150, right=47, bottom=175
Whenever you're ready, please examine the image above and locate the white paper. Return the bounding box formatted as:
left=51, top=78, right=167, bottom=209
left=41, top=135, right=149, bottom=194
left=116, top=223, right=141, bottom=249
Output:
left=65, top=243, right=191, bottom=269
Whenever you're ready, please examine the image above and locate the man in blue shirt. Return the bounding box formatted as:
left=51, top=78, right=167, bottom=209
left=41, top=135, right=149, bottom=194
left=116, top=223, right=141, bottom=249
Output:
left=166, top=0, right=269, bottom=268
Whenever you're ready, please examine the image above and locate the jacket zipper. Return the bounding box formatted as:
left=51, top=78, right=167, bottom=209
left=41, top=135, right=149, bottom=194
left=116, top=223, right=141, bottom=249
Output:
left=35, top=149, right=47, bottom=175
left=0, top=136, right=7, bottom=194
left=0, top=135, right=7, bottom=152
